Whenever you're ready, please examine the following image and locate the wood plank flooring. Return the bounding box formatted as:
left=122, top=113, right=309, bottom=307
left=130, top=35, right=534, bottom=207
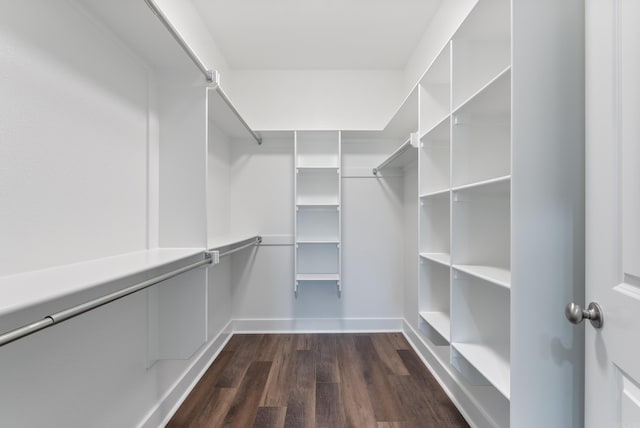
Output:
left=168, top=333, right=468, bottom=428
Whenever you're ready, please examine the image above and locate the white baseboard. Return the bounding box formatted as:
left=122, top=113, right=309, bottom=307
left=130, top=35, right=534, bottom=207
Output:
left=139, top=321, right=233, bottom=428
left=232, top=317, right=403, bottom=333
left=401, top=319, right=502, bottom=428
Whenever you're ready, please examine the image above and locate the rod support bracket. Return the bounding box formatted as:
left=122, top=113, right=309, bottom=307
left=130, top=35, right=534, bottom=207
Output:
left=205, top=250, right=220, bottom=265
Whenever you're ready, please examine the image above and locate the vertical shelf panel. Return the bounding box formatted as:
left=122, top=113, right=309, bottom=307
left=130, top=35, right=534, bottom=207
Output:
left=419, top=43, right=452, bottom=135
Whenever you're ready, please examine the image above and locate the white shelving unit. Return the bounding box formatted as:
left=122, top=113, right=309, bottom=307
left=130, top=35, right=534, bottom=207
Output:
left=414, top=0, right=585, bottom=425
left=294, top=131, right=342, bottom=296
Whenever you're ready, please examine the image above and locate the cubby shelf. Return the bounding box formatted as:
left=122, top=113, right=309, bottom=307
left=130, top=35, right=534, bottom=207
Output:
left=419, top=252, right=451, bottom=266
left=452, top=343, right=511, bottom=399
left=420, top=311, right=451, bottom=342
left=453, top=265, right=510, bottom=289
left=453, top=66, right=511, bottom=115
left=296, top=240, right=340, bottom=244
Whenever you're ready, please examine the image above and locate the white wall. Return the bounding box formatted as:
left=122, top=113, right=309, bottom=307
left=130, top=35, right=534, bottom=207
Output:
left=154, top=0, right=231, bottom=84
left=403, top=0, right=477, bottom=93
left=227, top=70, right=405, bottom=131
left=227, top=135, right=405, bottom=328
left=0, top=0, right=150, bottom=275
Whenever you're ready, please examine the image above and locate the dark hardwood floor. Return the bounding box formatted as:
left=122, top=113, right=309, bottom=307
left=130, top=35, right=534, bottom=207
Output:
left=168, top=333, right=468, bottom=428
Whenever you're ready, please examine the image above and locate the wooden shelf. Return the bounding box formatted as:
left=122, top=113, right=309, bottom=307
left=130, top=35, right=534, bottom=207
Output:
left=453, top=264, right=511, bottom=289
left=452, top=342, right=511, bottom=399
left=419, top=252, right=451, bottom=266
left=0, top=248, right=204, bottom=318
left=296, top=273, right=340, bottom=282
left=419, top=311, right=451, bottom=341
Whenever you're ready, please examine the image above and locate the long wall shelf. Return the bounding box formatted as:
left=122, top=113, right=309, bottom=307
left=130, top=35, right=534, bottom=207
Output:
left=453, top=264, right=511, bottom=289
left=0, top=248, right=204, bottom=319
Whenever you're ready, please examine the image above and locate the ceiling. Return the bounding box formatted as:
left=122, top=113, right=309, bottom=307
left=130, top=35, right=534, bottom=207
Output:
left=191, top=0, right=442, bottom=70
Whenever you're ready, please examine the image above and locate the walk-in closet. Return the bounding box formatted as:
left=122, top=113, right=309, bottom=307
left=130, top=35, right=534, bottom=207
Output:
left=1, top=0, right=587, bottom=426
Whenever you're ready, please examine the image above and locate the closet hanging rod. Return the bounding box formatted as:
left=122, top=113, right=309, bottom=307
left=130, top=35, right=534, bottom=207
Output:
left=143, top=0, right=214, bottom=83
left=0, top=256, right=213, bottom=348
left=373, top=137, right=415, bottom=175
left=211, top=79, right=263, bottom=145
left=209, top=236, right=262, bottom=259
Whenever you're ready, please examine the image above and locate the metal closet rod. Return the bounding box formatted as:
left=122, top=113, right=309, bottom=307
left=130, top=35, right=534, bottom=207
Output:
left=0, top=256, right=213, bottom=348
left=143, top=0, right=262, bottom=146
left=373, top=137, right=413, bottom=176
left=143, top=0, right=213, bottom=83
left=211, top=236, right=263, bottom=259
left=211, top=82, right=263, bottom=145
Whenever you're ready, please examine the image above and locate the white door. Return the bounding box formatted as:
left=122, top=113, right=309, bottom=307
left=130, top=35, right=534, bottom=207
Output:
left=584, top=0, right=640, bottom=426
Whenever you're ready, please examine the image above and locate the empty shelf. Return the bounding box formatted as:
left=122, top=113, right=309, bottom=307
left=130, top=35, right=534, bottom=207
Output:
left=419, top=311, right=451, bottom=341
left=452, top=342, right=511, bottom=399
left=419, top=252, right=451, bottom=266
left=453, top=265, right=511, bottom=289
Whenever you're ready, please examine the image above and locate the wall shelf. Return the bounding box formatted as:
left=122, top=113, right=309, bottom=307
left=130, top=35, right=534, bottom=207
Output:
left=453, top=264, right=511, bottom=289
left=419, top=252, right=451, bottom=266
left=453, top=343, right=511, bottom=399
left=420, top=311, right=451, bottom=342
left=295, top=273, right=340, bottom=282
left=0, top=248, right=204, bottom=319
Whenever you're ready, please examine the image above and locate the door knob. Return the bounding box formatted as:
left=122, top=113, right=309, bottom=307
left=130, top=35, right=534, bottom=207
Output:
left=565, top=302, right=604, bottom=329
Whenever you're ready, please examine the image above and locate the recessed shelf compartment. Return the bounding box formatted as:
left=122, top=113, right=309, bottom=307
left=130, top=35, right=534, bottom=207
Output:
left=296, top=206, right=339, bottom=242
left=296, top=243, right=339, bottom=276
left=452, top=70, right=510, bottom=188
left=419, top=43, right=451, bottom=135
left=419, top=259, right=451, bottom=342
left=420, top=193, right=451, bottom=255
left=452, top=0, right=511, bottom=110
left=420, top=116, right=451, bottom=195
left=296, top=131, right=340, bottom=168
left=452, top=178, right=510, bottom=272
left=451, top=269, right=510, bottom=398
left=295, top=170, right=340, bottom=205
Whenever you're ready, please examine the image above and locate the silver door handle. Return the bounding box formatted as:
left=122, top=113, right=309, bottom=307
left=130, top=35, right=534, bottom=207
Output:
left=565, top=302, right=604, bottom=329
